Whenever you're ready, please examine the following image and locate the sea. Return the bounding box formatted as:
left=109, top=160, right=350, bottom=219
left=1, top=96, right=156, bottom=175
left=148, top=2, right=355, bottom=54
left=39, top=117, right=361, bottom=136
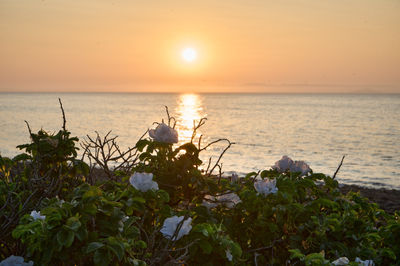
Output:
left=1, top=93, right=399, bottom=189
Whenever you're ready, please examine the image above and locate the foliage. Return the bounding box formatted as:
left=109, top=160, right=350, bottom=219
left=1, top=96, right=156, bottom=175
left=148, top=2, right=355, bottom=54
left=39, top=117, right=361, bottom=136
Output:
left=2, top=104, right=400, bottom=265
left=0, top=101, right=88, bottom=258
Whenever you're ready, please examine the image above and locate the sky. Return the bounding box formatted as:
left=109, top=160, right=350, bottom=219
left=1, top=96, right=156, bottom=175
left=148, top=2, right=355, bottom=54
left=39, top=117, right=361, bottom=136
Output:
left=1, top=0, right=399, bottom=93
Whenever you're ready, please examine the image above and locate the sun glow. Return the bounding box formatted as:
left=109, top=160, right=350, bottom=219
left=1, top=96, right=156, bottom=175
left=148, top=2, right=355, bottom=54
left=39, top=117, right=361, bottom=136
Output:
left=175, top=94, right=204, bottom=143
left=181, top=48, right=197, bottom=62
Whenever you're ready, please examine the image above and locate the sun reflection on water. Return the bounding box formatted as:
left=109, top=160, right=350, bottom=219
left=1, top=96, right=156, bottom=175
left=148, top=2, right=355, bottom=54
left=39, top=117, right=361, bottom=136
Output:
left=175, top=94, right=204, bottom=144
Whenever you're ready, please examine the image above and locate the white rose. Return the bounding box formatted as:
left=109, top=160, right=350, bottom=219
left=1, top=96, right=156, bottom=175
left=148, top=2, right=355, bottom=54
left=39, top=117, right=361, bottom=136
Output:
left=160, top=216, right=192, bottom=241
left=332, top=257, right=350, bottom=265
left=0, top=255, right=34, bottom=266
left=202, top=193, right=241, bottom=209
left=202, top=195, right=219, bottom=209
left=218, top=193, right=241, bottom=208
left=149, top=123, right=178, bottom=144
left=30, top=210, right=45, bottom=221
left=290, top=160, right=311, bottom=176
left=273, top=156, right=311, bottom=176
left=273, top=155, right=294, bottom=172
left=355, top=257, right=375, bottom=266
left=129, top=172, right=159, bottom=192
left=254, top=178, right=278, bottom=196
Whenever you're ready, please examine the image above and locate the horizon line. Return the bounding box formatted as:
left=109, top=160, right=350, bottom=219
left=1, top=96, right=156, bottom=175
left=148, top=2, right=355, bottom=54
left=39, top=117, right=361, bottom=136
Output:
left=1, top=91, right=400, bottom=95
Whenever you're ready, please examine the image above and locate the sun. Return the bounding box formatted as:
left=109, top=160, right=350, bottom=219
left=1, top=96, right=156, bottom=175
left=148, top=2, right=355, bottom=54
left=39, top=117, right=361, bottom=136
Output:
left=181, top=47, right=197, bottom=62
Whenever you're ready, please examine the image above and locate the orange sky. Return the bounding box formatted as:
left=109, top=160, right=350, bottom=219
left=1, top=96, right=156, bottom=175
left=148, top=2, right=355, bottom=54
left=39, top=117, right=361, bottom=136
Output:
left=1, top=0, right=399, bottom=93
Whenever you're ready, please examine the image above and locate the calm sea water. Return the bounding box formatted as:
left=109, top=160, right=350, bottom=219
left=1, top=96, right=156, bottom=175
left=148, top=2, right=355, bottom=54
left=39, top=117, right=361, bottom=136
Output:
left=1, top=93, right=399, bottom=189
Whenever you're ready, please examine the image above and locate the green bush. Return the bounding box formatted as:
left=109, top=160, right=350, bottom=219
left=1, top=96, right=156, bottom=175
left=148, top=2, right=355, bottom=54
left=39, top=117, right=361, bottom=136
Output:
left=1, top=122, right=88, bottom=258
left=2, top=107, right=400, bottom=265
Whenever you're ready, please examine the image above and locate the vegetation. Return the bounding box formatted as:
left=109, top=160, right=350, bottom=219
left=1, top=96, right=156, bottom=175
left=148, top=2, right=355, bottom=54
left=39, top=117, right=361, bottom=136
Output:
left=1, top=101, right=399, bottom=265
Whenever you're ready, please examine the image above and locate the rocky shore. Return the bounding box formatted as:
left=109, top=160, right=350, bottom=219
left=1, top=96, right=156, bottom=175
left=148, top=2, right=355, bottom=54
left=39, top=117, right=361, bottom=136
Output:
left=339, top=184, right=400, bottom=214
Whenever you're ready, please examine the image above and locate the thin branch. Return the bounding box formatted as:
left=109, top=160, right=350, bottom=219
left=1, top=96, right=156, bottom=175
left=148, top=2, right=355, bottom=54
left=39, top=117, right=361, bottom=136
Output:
left=246, top=238, right=283, bottom=253
left=217, top=163, right=223, bottom=184
left=58, top=98, right=66, bottom=131
left=164, top=106, right=176, bottom=128
left=207, top=139, right=234, bottom=177
left=205, top=157, right=212, bottom=174
left=197, top=134, right=203, bottom=150
left=333, top=155, right=346, bottom=180
left=24, top=120, right=32, bottom=137
left=200, top=138, right=230, bottom=152
left=191, top=118, right=207, bottom=143
left=81, top=130, right=144, bottom=181
left=251, top=170, right=261, bottom=184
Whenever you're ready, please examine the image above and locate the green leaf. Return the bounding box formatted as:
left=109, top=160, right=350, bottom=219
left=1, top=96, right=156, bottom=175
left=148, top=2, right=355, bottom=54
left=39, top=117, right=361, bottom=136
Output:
left=87, top=242, right=105, bottom=253
left=125, top=226, right=140, bottom=239
left=157, top=190, right=170, bottom=202
left=57, top=230, right=74, bottom=247
left=245, top=172, right=258, bottom=179
left=107, top=237, right=125, bottom=261
left=380, top=248, right=396, bottom=260
left=65, top=216, right=81, bottom=231
left=131, top=197, right=146, bottom=204
left=76, top=226, right=88, bottom=241
left=230, top=242, right=242, bottom=258
left=260, top=170, right=269, bottom=178
left=42, top=246, right=54, bottom=264
left=84, top=203, right=98, bottom=215
left=12, top=153, right=31, bottom=162
left=289, top=249, right=305, bottom=260
left=134, top=240, right=147, bottom=249
left=135, top=139, right=149, bottom=151
left=304, top=253, right=327, bottom=265
left=198, top=239, right=213, bottom=254
left=94, top=249, right=111, bottom=266
left=83, top=187, right=102, bottom=200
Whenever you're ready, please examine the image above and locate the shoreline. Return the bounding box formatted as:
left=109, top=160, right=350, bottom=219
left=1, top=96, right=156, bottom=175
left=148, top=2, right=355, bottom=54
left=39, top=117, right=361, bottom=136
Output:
left=339, top=184, right=400, bottom=214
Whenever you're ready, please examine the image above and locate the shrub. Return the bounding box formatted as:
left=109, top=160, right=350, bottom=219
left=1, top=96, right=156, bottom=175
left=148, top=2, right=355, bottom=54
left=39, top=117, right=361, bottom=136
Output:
left=2, top=104, right=400, bottom=265
left=0, top=101, right=88, bottom=258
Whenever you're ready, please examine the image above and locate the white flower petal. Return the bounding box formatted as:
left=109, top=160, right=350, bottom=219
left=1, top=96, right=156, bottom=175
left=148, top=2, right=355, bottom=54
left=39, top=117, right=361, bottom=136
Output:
left=226, top=250, right=233, bottom=261
left=129, top=172, right=159, bottom=192
left=217, top=193, right=241, bottom=208
left=0, top=255, right=34, bottom=266
left=290, top=160, right=311, bottom=176
left=273, top=155, right=294, bottom=173
left=202, top=193, right=241, bottom=209
left=272, top=156, right=311, bottom=176
left=148, top=129, right=156, bottom=139
left=355, top=257, right=375, bottom=266
left=202, top=195, right=219, bottom=209
left=332, top=257, right=350, bottom=265
left=148, top=123, right=178, bottom=144
left=160, top=216, right=192, bottom=240
left=254, top=179, right=278, bottom=196
left=30, top=210, right=45, bottom=221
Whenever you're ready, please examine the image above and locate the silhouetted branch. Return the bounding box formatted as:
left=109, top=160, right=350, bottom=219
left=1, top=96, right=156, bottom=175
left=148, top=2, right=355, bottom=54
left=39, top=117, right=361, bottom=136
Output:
left=58, top=98, right=66, bottom=131
left=205, top=139, right=234, bottom=177
left=24, top=120, right=32, bottom=137
left=164, top=106, right=176, bottom=128
left=81, top=130, right=146, bottom=183
left=191, top=118, right=207, bottom=143
left=333, top=155, right=346, bottom=180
